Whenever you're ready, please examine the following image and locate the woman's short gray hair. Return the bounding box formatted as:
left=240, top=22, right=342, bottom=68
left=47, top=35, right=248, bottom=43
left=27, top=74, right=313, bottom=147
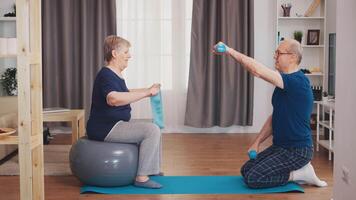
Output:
left=103, top=35, right=131, bottom=62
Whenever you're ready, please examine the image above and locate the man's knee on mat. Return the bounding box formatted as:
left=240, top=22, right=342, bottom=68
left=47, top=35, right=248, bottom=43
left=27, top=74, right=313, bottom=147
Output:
left=240, top=162, right=252, bottom=178
left=243, top=167, right=275, bottom=189
left=244, top=174, right=263, bottom=189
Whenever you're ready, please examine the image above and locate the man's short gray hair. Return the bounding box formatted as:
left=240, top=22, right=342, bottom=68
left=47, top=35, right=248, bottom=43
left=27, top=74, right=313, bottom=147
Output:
left=286, top=39, right=303, bottom=64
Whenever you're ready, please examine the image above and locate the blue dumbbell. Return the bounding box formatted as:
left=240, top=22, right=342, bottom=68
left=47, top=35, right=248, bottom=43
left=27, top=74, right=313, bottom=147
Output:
left=248, top=150, right=257, bottom=160
left=216, top=43, right=226, bottom=53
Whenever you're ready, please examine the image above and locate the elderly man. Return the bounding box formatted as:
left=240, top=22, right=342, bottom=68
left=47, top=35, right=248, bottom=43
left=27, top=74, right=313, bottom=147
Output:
left=214, top=39, right=327, bottom=188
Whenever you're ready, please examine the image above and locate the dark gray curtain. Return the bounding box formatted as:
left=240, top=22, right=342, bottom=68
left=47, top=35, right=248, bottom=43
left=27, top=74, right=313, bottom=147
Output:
left=185, top=0, right=254, bottom=128
left=42, top=0, right=116, bottom=119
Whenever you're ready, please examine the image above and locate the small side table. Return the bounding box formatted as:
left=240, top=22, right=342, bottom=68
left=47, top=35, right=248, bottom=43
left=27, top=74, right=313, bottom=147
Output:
left=43, top=109, right=85, bottom=144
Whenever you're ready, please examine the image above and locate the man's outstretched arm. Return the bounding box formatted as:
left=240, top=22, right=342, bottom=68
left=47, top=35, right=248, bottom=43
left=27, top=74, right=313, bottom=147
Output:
left=214, top=42, right=284, bottom=89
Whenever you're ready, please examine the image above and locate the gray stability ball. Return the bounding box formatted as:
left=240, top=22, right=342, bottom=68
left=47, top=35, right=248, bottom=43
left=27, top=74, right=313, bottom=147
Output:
left=69, top=137, right=138, bottom=187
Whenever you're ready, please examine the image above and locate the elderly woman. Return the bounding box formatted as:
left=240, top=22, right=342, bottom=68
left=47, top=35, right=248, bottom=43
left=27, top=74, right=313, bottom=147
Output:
left=86, top=35, right=162, bottom=189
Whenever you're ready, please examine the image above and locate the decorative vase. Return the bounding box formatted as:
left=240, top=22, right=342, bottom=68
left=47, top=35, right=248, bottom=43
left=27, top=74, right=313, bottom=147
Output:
left=281, top=4, right=292, bottom=17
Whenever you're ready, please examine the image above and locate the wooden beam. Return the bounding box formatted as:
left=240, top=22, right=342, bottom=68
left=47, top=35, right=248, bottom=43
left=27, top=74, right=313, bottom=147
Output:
left=304, top=0, right=321, bottom=17
left=29, top=0, right=44, bottom=199
left=28, top=53, right=41, bottom=65
left=32, top=145, right=44, bottom=200
left=30, top=134, right=42, bottom=150
left=16, top=0, right=44, bottom=199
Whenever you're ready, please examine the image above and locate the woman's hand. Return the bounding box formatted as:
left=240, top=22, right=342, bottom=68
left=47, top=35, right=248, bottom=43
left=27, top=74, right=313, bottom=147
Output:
left=148, top=83, right=161, bottom=96
left=213, top=41, right=230, bottom=55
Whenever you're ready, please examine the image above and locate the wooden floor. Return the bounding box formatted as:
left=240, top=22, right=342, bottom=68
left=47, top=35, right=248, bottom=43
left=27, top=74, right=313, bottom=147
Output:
left=0, top=133, right=333, bottom=200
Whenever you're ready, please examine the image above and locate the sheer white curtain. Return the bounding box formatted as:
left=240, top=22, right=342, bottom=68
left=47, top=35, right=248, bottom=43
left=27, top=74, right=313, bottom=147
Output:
left=116, top=0, right=193, bottom=132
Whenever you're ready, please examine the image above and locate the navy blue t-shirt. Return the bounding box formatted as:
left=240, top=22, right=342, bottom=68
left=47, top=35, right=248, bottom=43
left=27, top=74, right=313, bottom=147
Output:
left=272, top=70, right=313, bottom=148
left=87, top=67, right=131, bottom=141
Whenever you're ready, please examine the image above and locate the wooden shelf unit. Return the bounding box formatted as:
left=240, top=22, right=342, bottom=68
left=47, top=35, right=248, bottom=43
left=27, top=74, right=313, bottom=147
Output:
left=276, top=0, right=327, bottom=89
left=0, top=54, right=17, bottom=58
left=0, top=0, right=45, bottom=199
left=0, top=17, right=16, bottom=21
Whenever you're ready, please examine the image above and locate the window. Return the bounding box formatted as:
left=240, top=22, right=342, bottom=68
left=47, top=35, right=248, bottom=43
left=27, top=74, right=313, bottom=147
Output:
left=116, top=0, right=193, bottom=90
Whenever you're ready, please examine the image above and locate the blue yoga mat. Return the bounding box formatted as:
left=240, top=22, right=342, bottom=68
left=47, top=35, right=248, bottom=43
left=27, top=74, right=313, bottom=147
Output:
left=150, top=91, right=164, bottom=129
left=80, top=176, right=304, bottom=194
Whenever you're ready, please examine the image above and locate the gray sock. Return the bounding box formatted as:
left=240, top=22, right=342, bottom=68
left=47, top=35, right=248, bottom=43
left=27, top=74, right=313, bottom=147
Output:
left=134, top=179, right=163, bottom=189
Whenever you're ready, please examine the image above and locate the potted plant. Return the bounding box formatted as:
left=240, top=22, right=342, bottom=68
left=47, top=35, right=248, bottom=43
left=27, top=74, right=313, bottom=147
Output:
left=294, top=31, right=303, bottom=43
left=1, top=68, right=17, bottom=96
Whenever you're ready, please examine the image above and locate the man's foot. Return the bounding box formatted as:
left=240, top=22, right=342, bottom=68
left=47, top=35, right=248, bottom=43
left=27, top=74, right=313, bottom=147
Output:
left=134, top=179, right=163, bottom=189
left=291, top=162, right=328, bottom=187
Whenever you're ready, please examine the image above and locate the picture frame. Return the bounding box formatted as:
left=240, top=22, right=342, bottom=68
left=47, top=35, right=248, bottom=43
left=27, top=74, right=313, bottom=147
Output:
left=307, top=29, right=320, bottom=45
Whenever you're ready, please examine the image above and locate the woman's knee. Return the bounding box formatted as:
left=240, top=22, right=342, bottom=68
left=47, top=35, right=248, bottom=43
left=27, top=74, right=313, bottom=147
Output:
left=144, top=123, right=161, bottom=139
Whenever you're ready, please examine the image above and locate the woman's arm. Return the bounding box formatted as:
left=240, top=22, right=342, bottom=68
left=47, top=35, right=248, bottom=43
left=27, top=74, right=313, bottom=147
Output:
left=130, top=88, right=148, bottom=92
left=106, top=90, right=150, bottom=106
left=130, top=84, right=161, bottom=93
left=107, top=84, right=160, bottom=106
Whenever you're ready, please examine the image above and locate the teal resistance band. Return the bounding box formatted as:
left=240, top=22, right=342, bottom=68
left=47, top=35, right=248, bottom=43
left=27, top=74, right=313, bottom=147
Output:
left=150, top=91, right=164, bottom=129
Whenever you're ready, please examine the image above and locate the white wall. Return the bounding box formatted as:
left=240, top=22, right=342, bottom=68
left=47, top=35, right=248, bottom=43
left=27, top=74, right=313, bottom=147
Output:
left=326, top=0, right=336, bottom=33
left=324, top=0, right=336, bottom=90
left=250, top=0, right=275, bottom=131
left=0, top=96, right=17, bottom=115
left=333, top=1, right=356, bottom=199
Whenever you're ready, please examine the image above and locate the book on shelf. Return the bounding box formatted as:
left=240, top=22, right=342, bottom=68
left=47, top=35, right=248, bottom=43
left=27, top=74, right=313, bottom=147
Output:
left=43, top=107, right=70, bottom=113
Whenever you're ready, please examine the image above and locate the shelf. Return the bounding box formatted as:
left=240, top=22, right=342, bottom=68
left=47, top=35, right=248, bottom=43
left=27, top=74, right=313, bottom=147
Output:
left=278, top=17, right=325, bottom=20
left=317, top=140, right=334, bottom=152
left=305, top=72, right=323, bottom=76
left=315, top=100, right=335, bottom=109
left=302, top=45, right=325, bottom=48
left=319, top=120, right=334, bottom=130
left=0, top=134, right=43, bottom=147
left=0, top=17, right=16, bottom=22
left=0, top=135, right=18, bottom=144
left=0, top=54, right=17, bottom=58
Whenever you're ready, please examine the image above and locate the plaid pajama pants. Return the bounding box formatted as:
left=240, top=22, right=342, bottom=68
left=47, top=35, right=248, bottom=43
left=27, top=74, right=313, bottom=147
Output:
left=240, top=145, right=313, bottom=189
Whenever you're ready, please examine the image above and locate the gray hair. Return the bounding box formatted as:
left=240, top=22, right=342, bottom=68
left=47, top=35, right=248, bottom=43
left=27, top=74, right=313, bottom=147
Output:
left=285, top=39, right=303, bottom=64
left=104, top=35, right=131, bottom=62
